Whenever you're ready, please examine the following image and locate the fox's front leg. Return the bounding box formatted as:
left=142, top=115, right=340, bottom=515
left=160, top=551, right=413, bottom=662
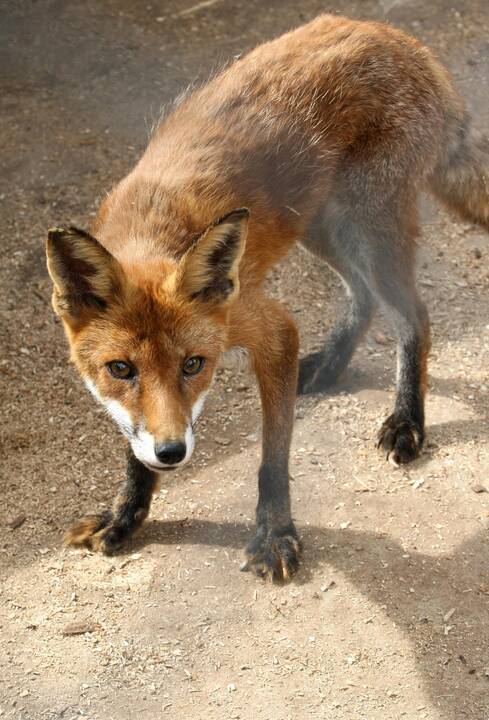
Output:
left=240, top=299, right=301, bottom=582
left=65, top=449, right=159, bottom=554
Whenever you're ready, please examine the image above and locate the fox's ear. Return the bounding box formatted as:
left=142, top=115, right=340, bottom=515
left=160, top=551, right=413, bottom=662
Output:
left=173, top=208, right=249, bottom=304
left=46, top=226, right=120, bottom=318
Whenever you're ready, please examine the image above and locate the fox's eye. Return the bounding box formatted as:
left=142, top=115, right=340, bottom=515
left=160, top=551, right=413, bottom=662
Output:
left=183, top=356, right=205, bottom=376
left=106, top=360, right=135, bottom=380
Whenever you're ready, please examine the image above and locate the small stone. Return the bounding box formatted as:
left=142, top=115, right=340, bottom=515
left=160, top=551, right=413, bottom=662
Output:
left=411, top=477, right=425, bottom=490
left=61, top=620, right=98, bottom=636
left=443, top=607, right=456, bottom=623
left=320, top=580, right=336, bottom=592
left=471, top=483, right=488, bottom=494
left=7, top=515, right=26, bottom=530
left=373, top=331, right=389, bottom=345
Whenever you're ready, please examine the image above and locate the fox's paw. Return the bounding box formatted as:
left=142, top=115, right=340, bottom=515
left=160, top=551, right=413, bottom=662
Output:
left=377, top=414, right=423, bottom=466
left=241, top=525, right=301, bottom=583
left=64, top=511, right=122, bottom=555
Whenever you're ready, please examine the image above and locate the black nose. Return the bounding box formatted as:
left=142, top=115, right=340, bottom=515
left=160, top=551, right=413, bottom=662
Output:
left=154, top=440, right=186, bottom=465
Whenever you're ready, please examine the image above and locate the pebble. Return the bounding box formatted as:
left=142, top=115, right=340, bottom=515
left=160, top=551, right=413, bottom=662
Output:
left=471, top=483, right=488, bottom=494
left=61, top=620, right=98, bottom=636
left=6, top=514, right=26, bottom=530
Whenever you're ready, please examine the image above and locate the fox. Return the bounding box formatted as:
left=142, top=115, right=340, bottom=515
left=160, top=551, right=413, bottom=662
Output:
left=46, top=14, right=489, bottom=582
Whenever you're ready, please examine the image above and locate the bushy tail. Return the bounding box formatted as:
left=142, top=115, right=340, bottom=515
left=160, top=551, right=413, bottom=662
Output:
left=429, top=114, right=489, bottom=231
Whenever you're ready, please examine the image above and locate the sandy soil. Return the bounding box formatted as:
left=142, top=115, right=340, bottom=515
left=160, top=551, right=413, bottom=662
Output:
left=1, top=1, right=489, bottom=718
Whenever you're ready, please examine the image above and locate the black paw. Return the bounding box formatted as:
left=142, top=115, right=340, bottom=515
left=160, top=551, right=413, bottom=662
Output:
left=64, top=511, right=123, bottom=555
left=377, top=414, right=423, bottom=465
left=241, top=524, right=301, bottom=582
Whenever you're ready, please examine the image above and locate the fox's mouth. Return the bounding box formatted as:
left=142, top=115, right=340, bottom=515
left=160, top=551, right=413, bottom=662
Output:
left=142, top=461, right=178, bottom=473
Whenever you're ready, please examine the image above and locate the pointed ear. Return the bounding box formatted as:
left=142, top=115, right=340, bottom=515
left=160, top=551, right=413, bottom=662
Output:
left=46, top=226, right=120, bottom=318
left=173, top=208, right=249, bottom=304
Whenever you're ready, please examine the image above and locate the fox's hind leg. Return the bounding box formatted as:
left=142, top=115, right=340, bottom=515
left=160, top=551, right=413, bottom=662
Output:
left=298, top=269, right=376, bottom=393
left=64, top=449, right=159, bottom=553
left=298, top=204, right=377, bottom=394
left=366, top=218, right=431, bottom=465
left=300, top=198, right=430, bottom=465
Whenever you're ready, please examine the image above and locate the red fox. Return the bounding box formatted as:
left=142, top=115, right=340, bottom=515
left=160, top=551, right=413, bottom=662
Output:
left=46, top=15, right=489, bottom=581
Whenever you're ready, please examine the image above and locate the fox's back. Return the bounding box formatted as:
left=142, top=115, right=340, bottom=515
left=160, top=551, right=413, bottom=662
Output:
left=95, top=14, right=460, bottom=284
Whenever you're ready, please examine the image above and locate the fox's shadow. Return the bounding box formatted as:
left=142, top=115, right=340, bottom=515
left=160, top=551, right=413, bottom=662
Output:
left=294, top=358, right=489, bottom=453
left=137, top=517, right=489, bottom=720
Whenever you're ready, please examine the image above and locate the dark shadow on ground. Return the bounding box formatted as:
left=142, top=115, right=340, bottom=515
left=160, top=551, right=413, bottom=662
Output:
left=136, top=518, right=489, bottom=720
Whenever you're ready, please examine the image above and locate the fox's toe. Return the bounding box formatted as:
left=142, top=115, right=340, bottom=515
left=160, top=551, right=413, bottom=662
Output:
left=377, top=414, right=423, bottom=465
left=64, top=511, right=114, bottom=552
left=243, top=526, right=301, bottom=583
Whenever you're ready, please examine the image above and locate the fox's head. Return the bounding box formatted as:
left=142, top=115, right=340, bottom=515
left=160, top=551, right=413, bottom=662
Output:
left=46, top=208, right=249, bottom=472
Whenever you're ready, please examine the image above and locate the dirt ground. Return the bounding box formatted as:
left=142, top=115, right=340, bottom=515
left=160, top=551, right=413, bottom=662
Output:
left=1, top=1, right=489, bottom=718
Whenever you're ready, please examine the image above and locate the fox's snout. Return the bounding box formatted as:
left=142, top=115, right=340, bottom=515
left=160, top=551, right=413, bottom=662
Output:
left=126, top=422, right=195, bottom=472
left=154, top=440, right=187, bottom=465
left=83, top=377, right=202, bottom=472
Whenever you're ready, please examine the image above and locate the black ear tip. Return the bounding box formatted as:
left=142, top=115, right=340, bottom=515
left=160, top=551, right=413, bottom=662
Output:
left=231, top=207, right=250, bottom=220
left=218, top=207, right=250, bottom=225
left=68, top=225, right=91, bottom=237
left=234, top=207, right=250, bottom=218
left=47, top=226, right=69, bottom=242
left=47, top=226, right=93, bottom=244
